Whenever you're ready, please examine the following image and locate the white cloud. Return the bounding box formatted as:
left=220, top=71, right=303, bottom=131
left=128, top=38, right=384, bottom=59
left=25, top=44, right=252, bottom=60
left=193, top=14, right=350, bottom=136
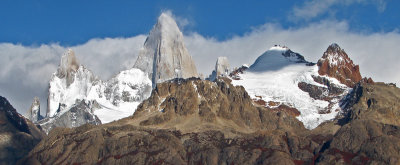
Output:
left=291, top=0, right=387, bottom=21
left=72, top=36, right=146, bottom=79
left=161, top=10, right=194, bottom=31
left=1, top=19, right=400, bottom=117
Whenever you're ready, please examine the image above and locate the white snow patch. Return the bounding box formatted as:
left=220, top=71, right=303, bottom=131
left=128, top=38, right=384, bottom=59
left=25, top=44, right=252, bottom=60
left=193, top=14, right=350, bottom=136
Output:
left=48, top=67, right=152, bottom=124
left=232, top=64, right=347, bottom=129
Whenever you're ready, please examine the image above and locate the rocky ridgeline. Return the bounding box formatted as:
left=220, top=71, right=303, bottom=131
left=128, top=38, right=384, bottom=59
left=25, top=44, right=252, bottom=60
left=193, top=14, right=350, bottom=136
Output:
left=133, top=77, right=304, bottom=134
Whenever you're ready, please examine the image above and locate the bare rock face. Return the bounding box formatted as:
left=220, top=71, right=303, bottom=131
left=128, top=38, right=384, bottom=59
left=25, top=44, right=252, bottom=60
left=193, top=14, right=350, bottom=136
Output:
left=341, top=82, right=400, bottom=126
left=26, top=97, right=43, bottom=123
left=0, top=96, right=44, bottom=165
left=317, top=120, right=400, bottom=164
left=133, top=12, right=198, bottom=87
left=317, top=43, right=362, bottom=87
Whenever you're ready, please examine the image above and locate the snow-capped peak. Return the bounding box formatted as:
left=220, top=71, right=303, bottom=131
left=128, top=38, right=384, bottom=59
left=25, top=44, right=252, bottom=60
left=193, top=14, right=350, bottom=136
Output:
left=249, top=45, right=307, bottom=72
left=268, top=45, right=289, bottom=51
left=47, top=49, right=99, bottom=118
left=134, top=12, right=198, bottom=87
left=327, top=43, right=340, bottom=51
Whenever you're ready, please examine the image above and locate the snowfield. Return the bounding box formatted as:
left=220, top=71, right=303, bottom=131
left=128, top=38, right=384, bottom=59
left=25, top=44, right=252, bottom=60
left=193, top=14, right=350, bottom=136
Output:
left=89, top=68, right=152, bottom=123
left=231, top=46, right=349, bottom=129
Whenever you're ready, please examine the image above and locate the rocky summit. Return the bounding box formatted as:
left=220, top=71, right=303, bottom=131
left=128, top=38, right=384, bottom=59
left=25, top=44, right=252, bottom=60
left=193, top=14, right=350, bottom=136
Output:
left=317, top=43, right=362, bottom=87
left=207, top=56, right=231, bottom=81
left=26, top=97, right=43, bottom=123
left=134, top=12, right=198, bottom=87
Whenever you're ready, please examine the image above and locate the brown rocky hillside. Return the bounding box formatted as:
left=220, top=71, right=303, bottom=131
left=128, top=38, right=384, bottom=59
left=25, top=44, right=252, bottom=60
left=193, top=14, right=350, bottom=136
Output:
left=0, top=96, right=45, bottom=165
left=19, top=79, right=400, bottom=165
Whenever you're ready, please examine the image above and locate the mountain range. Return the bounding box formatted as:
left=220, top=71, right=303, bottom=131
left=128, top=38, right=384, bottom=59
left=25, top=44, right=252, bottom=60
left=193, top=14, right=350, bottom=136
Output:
left=1, top=12, right=399, bottom=164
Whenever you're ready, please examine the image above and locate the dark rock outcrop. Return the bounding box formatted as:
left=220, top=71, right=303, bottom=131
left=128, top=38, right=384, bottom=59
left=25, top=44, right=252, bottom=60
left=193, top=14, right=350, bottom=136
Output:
left=229, top=64, right=249, bottom=80
left=38, top=100, right=101, bottom=134
left=298, top=75, right=348, bottom=114
left=317, top=43, right=362, bottom=87
left=0, top=96, right=44, bottom=165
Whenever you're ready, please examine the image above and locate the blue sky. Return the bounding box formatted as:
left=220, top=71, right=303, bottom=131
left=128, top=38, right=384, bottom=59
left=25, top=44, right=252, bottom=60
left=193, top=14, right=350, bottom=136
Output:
left=1, top=0, right=400, bottom=114
left=0, top=0, right=399, bottom=46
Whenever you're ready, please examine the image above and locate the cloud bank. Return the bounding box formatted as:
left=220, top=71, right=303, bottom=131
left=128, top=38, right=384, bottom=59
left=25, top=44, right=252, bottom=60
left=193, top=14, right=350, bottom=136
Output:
left=291, top=0, right=387, bottom=21
left=1, top=19, right=400, bottom=115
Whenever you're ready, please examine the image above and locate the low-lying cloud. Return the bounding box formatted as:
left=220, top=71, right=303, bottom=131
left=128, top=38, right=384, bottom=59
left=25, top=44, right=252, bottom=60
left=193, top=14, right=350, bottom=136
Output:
left=1, top=19, right=400, bottom=115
